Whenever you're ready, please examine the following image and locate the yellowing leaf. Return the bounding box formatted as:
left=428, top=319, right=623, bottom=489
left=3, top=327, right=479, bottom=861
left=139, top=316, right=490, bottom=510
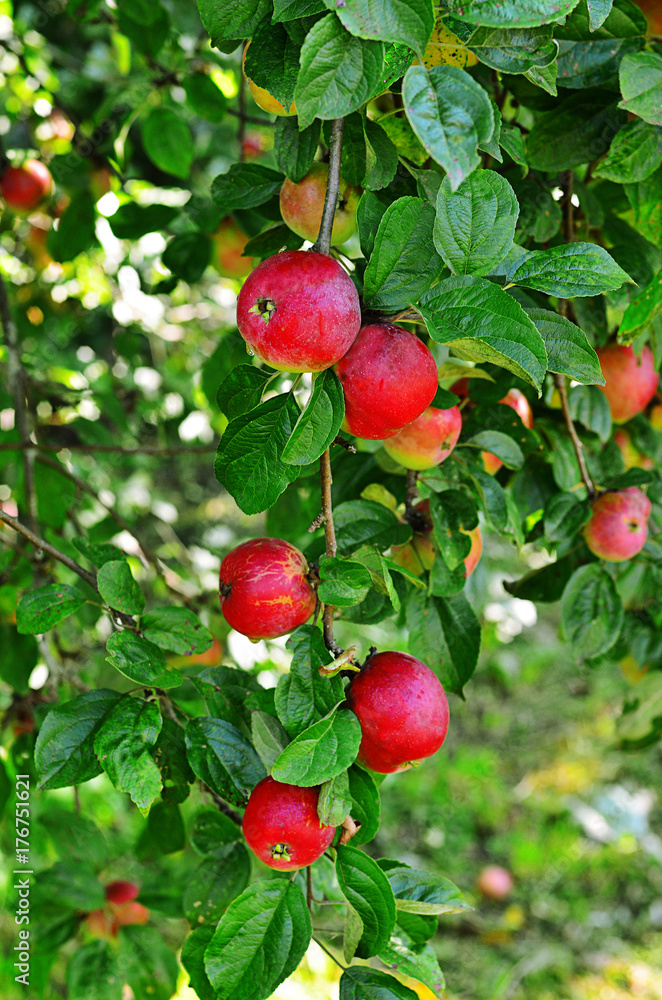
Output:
left=419, top=20, right=478, bottom=70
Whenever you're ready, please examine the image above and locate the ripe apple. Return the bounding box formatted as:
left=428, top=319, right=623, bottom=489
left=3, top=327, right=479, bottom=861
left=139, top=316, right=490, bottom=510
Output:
left=477, top=865, right=513, bottom=901
left=452, top=381, right=533, bottom=474
left=242, top=776, right=335, bottom=870
left=110, top=900, right=149, bottom=926
left=346, top=651, right=449, bottom=773
left=584, top=487, right=651, bottom=561
left=86, top=908, right=119, bottom=940
left=335, top=322, right=438, bottom=440
left=0, top=160, right=52, bottom=212
left=613, top=429, right=653, bottom=470
left=391, top=507, right=482, bottom=579
left=596, top=344, right=658, bottom=423
left=463, top=524, right=483, bottom=578
left=211, top=217, right=254, bottom=279
left=383, top=406, right=462, bottom=470
left=243, top=44, right=296, bottom=116
left=236, top=250, right=361, bottom=372
left=280, top=163, right=360, bottom=245
left=104, top=880, right=139, bottom=905
left=219, top=537, right=316, bottom=641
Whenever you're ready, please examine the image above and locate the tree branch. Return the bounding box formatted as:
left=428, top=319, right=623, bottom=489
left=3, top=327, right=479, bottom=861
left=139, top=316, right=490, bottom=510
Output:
left=554, top=373, right=596, bottom=500
left=0, top=509, right=98, bottom=588
left=320, top=447, right=342, bottom=656
left=312, top=118, right=344, bottom=256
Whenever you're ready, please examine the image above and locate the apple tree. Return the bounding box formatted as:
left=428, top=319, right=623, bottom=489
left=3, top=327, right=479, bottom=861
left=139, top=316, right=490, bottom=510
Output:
left=1, top=0, right=662, bottom=997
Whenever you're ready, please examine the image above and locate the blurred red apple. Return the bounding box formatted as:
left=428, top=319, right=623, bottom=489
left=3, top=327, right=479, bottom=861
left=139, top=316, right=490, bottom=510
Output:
left=584, top=487, right=651, bottom=561
left=477, top=865, right=513, bottom=901
left=0, top=160, right=52, bottom=212
left=596, top=344, right=658, bottom=423
left=211, top=217, right=255, bottom=279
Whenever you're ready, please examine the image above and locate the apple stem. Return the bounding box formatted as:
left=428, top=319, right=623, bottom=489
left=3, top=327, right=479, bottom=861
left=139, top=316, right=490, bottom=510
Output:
left=554, top=373, right=596, bottom=501
left=312, top=117, right=344, bottom=256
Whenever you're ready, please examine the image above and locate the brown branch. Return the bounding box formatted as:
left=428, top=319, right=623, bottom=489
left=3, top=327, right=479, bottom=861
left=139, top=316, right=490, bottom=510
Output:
left=312, top=118, right=344, bottom=256
left=202, top=784, right=242, bottom=826
left=554, top=374, right=596, bottom=500
left=0, top=442, right=217, bottom=454
left=0, top=509, right=98, bottom=588
left=320, top=447, right=342, bottom=657
left=404, top=469, right=419, bottom=519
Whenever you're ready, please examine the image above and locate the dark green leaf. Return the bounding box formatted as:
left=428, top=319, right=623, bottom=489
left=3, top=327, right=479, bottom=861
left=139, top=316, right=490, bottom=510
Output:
left=527, top=308, right=605, bottom=384
left=16, top=584, right=86, bottom=635
left=197, top=0, right=271, bottom=43
left=507, top=243, right=632, bottom=297
left=587, top=0, right=613, bottom=30
left=594, top=120, right=662, bottom=184
left=624, top=168, right=662, bottom=247
left=499, top=125, right=528, bottom=168
left=152, top=716, right=195, bottom=805
left=35, top=689, right=122, bottom=790
left=271, top=707, right=362, bottom=785
left=334, top=500, right=412, bottom=553
left=464, top=431, right=523, bottom=469
left=379, top=940, right=445, bottom=998
left=93, top=697, right=162, bottom=811
left=162, top=233, right=211, bottom=284
left=273, top=0, right=326, bottom=20
left=66, top=940, right=121, bottom=1000
left=325, top=0, right=434, bottom=54
left=36, top=861, right=105, bottom=910
left=379, top=863, right=471, bottom=915
left=317, top=555, right=373, bottom=607
left=47, top=192, right=97, bottom=262
left=434, top=170, right=519, bottom=277
left=183, top=73, right=227, bottom=122
left=567, top=384, right=612, bottom=442
left=318, top=769, right=352, bottom=825
left=184, top=843, right=251, bottom=925
left=243, top=223, right=303, bottom=259
left=363, top=118, right=399, bottom=191
left=561, top=563, right=625, bottom=660
left=403, top=65, right=494, bottom=190
left=108, top=203, right=179, bottom=240
left=442, top=0, right=581, bottom=27
left=106, top=632, right=182, bottom=689
left=73, top=538, right=126, bottom=569
left=146, top=800, right=186, bottom=853
left=526, top=90, right=626, bottom=171
left=544, top=492, right=591, bottom=544
left=141, top=606, right=213, bottom=656
left=282, top=370, right=345, bottom=465
left=191, top=808, right=242, bottom=856
left=204, top=880, right=311, bottom=999
left=212, top=164, right=284, bottom=211
left=216, top=364, right=274, bottom=420
left=185, top=716, right=266, bottom=807
left=274, top=118, right=321, bottom=183
left=468, top=25, right=557, bottom=74
left=620, top=268, right=662, bottom=339
left=348, top=765, right=381, bottom=845
left=117, top=926, right=179, bottom=1000
left=251, top=711, right=291, bottom=770
left=244, top=20, right=301, bottom=109
left=142, top=109, right=193, bottom=179
left=406, top=589, right=480, bottom=696
left=274, top=625, right=344, bottom=737
left=336, top=845, right=396, bottom=960
left=339, top=966, right=419, bottom=1000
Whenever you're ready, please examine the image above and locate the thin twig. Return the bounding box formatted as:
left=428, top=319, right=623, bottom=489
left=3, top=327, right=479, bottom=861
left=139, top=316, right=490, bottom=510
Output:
left=0, top=442, right=217, bottom=454
left=320, top=448, right=342, bottom=657
left=312, top=118, right=344, bottom=256
left=202, top=784, right=242, bottom=826
left=0, top=509, right=98, bottom=588
left=306, top=866, right=313, bottom=910
left=554, top=374, right=596, bottom=500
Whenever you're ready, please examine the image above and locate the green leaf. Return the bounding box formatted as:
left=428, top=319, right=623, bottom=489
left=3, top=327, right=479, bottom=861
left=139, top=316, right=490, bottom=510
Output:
left=468, top=25, right=557, bottom=74
left=16, top=584, right=86, bottom=635
left=325, top=0, right=434, bottom=54
left=464, top=431, right=523, bottom=469
left=544, top=492, right=591, bottom=544
left=428, top=490, right=476, bottom=569
left=197, top=0, right=271, bottom=43
left=587, top=0, right=613, bottom=30
left=403, top=65, right=494, bottom=190
left=36, top=861, right=105, bottom=910
left=273, top=0, right=326, bottom=21
left=526, top=59, right=558, bottom=95
left=561, top=563, right=625, bottom=660
left=620, top=268, right=662, bottom=339
left=363, top=196, right=445, bottom=310
left=152, top=717, right=195, bottom=805
left=348, top=765, right=381, bottom=844
left=47, top=191, right=97, bottom=262
left=97, top=560, right=144, bottom=616
left=216, top=364, right=273, bottom=420
left=406, top=590, right=480, bottom=697
left=379, top=862, right=471, bottom=915
left=184, top=844, right=251, bottom=926
left=244, top=20, right=301, bottom=109
left=106, top=632, right=182, bottom=689
left=317, top=555, right=373, bottom=607
left=274, top=118, right=321, bottom=183
left=500, top=125, right=528, bottom=168
left=363, top=118, right=399, bottom=191
left=108, top=203, right=179, bottom=240
left=38, top=806, right=107, bottom=866
left=442, top=0, right=581, bottom=27
left=190, top=808, right=242, bottom=856
left=142, top=108, right=193, bottom=179
left=251, top=711, right=290, bottom=771
left=616, top=671, right=662, bottom=744
left=526, top=308, right=605, bottom=384
left=526, top=90, right=626, bottom=170
left=146, top=799, right=186, bottom=853
left=162, top=233, right=211, bottom=284
left=295, top=15, right=385, bottom=130
left=271, top=707, right=362, bottom=785
left=434, top=170, right=519, bottom=277
left=379, top=940, right=446, bottom=998
left=183, top=73, right=227, bottom=122
left=419, top=276, right=547, bottom=391
left=211, top=164, right=284, bottom=211
left=117, top=926, right=179, bottom=1000
left=619, top=52, right=662, bottom=126
left=35, top=689, right=122, bottom=790
left=204, top=880, right=311, bottom=1000
left=243, top=224, right=303, bottom=259
left=336, top=845, right=397, bottom=960
left=339, top=966, right=419, bottom=999
left=335, top=500, right=412, bottom=553
left=594, top=120, right=662, bottom=184
left=507, top=243, right=632, bottom=297
left=567, top=384, right=612, bottom=443
left=556, top=36, right=640, bottom=90
left=214, top=393, right=301, bottom=515
left=181, top=927, right=215, bottom=1000
left=282, top=370, right=345, bottom=465
left=625, top=168, right=662, bottom=247
left=318, top=768, right=352, bottom=825
left=66, top=940, right=121, bottom=1000
left=141, top=606, right=213, bottom=656
left=274, top=625, right=343, bottom=737
left=93, top=697, right=163, bottom=811
left=185, top=717, right=266, bottom=806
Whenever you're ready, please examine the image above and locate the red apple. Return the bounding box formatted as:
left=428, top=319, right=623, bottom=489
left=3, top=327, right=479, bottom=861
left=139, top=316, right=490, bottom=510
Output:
left=383, top=406, right=462, bottom=470
left=280, top=163, right=360, bottom=245
left=86, top=908, right=119, bottom=940
left=634, top=0, right=662, bottom=33
left=219, top=537, right=316, bottom=641
left=477, top=865, right=513, bottom=901
left=463, top=525, right=482, bottom=578
left=347, top=651, right=449, bottom=773
left=391, top=503, right=482, bottom=578
left=110, top=900, right=149, bottom=926
left=236, top=250, right=361, bottom=372
left=243, top=44, right=296, bottom=116
left=613, top=429, right=653, bottom=470
left=104, top=880, right=139, bottom=905
left=211, top=217, right=255, bottom=279
left=242, top=776, right=335, bottom=870
left=0, top=160, right=52, bottom=212
left=596, top=344, right=658, bottom=423
left=335, top=322, right=438, bottom=440
left=584, top=487, right=651, bottom=561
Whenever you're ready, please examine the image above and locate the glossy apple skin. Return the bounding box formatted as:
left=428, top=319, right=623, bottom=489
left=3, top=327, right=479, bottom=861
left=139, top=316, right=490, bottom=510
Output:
left=242, top=777, right=335, bottom=871
left=347, top=651, right=449, bottom=773
left=219, top=537, right=316, bottom=641
left=335, top=323, right=438, bottom=440
left=0, top=160, right=52, bottom=211
left=280, top=163, right=360, bottom=245
left=613, top=429, right=653, bottom=470
left=105, top=880, right=139, bottom=905
left=596, top=344, right=658, bottom=423
left=211, top=217, right=254, bottom=279
left=236, top=250, right=361, bottom=372
left=584, top=487, right=651, bottom=562
left=477, top=865, right=513, bottom=901
left=111, top=900, right=149, bottom=926
left=383, top=406, right=462, bottom=470
left=243, top=45, right=296, bottom=116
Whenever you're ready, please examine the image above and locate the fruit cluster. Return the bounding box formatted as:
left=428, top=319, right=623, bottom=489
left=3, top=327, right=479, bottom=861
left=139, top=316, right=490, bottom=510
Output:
left=85, top=880, right=149, bottom=940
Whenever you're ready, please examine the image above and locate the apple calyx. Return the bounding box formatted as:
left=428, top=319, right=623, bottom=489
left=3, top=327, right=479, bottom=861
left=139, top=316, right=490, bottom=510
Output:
left=219, top=581, right=232, bottom=598
left=270, top=842, right=291, bottom=862
left=249, top=297, right=277, bottom=323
